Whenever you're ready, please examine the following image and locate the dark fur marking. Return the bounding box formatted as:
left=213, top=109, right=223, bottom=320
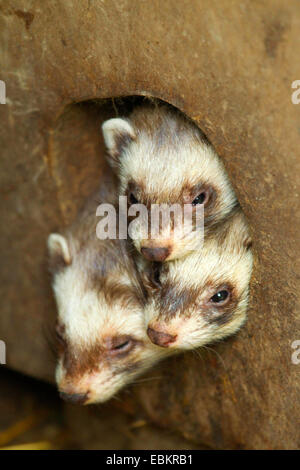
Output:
left=157, top=282, right=199, bottom=320
left=63, top=342, right=103, bottom=379
left=112, top=359, right=144, bottom=376
left=155, top=278, right=241, bottom=327
left=48, top=252, right=68, bottom=275
left=113, top=130, right=135, bottom=158
left=201, top=283, right=239, bottom=326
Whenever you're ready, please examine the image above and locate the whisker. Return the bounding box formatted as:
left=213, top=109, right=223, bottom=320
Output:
left=129, top=375, right=163, bottom=385
left=200, top=344, right=227, bottom=371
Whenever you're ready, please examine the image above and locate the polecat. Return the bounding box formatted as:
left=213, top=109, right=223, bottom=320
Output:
left=48, top=173, right=172, bottom=405
left=102, top=103, right=237, bottom=262
left=140, top=208, right=253, bottom=349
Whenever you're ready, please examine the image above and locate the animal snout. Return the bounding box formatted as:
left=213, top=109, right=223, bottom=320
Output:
left=147, top=327, right=177, bottom=347
left=141, top=246, right=170, bottom=261
left=59, top=391, right=89, bottom=405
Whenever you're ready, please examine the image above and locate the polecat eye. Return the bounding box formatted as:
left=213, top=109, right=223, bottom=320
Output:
left=192, top=190, right=209, bottom=206
left=210, top=289, right=230, bottom=305
left=105, top=335, right=136, bottom=356
left=113, top=340, right=131, bottom=351
left=110, top=339, right=135, bottom=356
left=129, top=193, right=139, bottom=205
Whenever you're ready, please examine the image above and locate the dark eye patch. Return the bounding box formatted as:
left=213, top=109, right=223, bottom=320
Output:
left=192, top=191, right=207, bottom=205
left=126, top=181, right=142, bottom=206
left=129, top=192, right=139, bottom=205
left=202, top=283, right=237, bottom=325
left=210, top=290, right=229, bottom=304
left=190, top=182, right=214, bottom=207
left=105, top=335, right=137, bottom=357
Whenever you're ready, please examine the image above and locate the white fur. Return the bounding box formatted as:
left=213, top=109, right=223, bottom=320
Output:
left=102, top=106, right=237, bottom=260
left=102, top=118, right=136, bottom=155
left=48, top=233, right=71, bottom=264
left=144, top=210, right=253, bottom=350
left=50, top=234, right=173, bottom=404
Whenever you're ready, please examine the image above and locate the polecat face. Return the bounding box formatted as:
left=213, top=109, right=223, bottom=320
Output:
left=142, top=209, right=253, bottom=350
left=48, top=235, right=169, bottom=405
left=102, top=105, right=237, bottom=262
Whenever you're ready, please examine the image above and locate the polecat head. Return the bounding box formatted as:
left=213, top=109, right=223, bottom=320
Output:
left=102, top=105, right=237, bottom=262
left=48, top=234, right=167, bottom=405
left=142, top=209, right=253, bottom=350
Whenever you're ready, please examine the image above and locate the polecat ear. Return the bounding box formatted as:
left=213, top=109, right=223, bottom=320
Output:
left=234, top=214, right=252, bottom=251
left=234, top=219, right=253, bottom=252
left=217, top=209, right=252, bottom=254
left=47, top=233, right=71, bottom=272
left=102, top=118, right=136, bottom=169
left=243, top=234, right=253, bottom=251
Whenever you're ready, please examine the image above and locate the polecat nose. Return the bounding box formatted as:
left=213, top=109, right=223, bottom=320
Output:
left=59, top=391, right=89, bottom=405
left=141, top=246, right=170, bottom=261
left=147, top=327, right=177, bottom=347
